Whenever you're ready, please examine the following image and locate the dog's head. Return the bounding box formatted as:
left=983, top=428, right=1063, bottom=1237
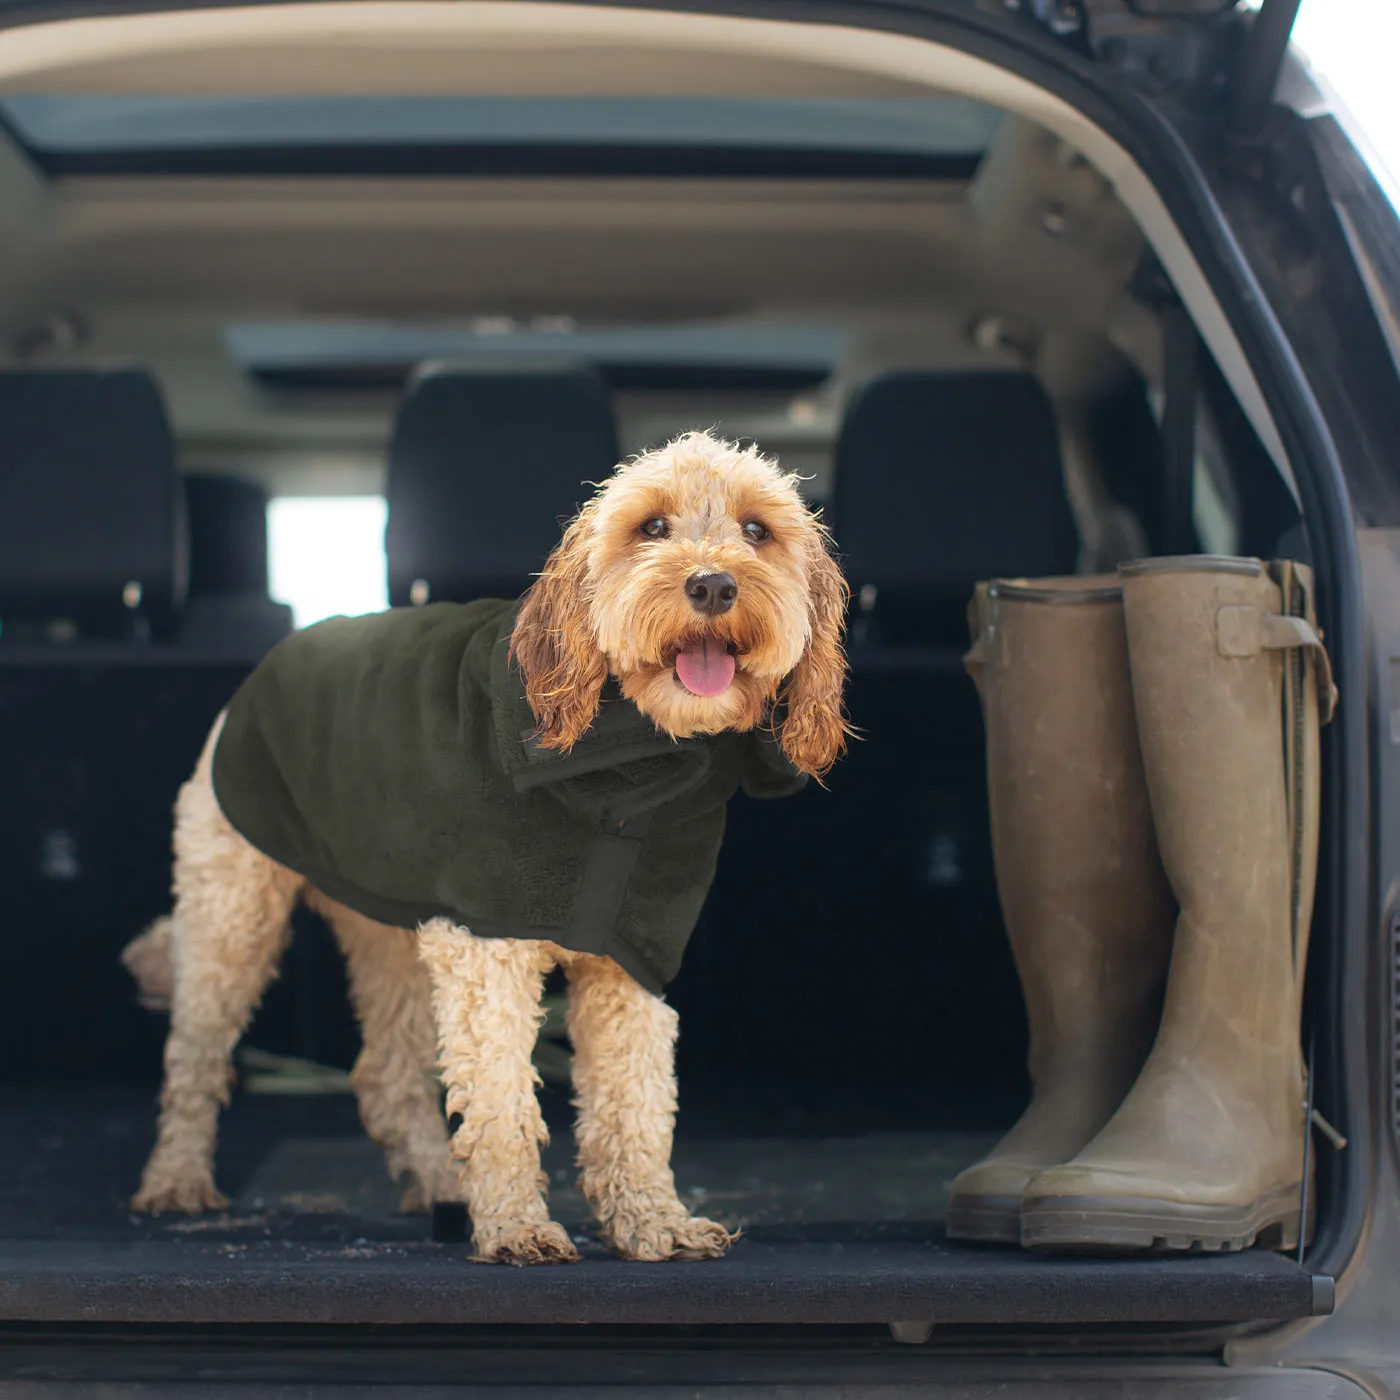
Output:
left=510, top=431, right=849, bottom=778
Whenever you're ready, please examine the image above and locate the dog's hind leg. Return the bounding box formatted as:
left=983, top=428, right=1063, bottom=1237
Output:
left=309, top=894, right=461, bottom=1212
left=417, top=920, right=579, bottom=1264
left=132, top=722, right=302, bottom=1215
left=565, top=953, right=734, bottom=1261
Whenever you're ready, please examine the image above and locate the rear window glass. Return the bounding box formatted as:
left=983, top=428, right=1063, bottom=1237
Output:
left=267, top=495, right=387, bottom=630
left=0, top=95, right=1003, bottom=156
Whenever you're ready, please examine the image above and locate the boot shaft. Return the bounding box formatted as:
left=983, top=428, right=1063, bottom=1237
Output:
left=1118, top=555, right=1334, bottom=1038
left=967, top=576, right=1174, bottom=1070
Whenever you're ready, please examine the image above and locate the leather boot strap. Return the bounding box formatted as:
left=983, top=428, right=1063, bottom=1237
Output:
left=1215, top=605, right=1338, bottom=724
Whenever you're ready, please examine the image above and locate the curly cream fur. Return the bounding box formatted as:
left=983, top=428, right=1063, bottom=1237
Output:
left=566, top=953, right=732, bottom=1260
left=307, top=894, right=463, bottom=1213
left=511, top=431, right=850, bottom=774
left=416, top=922, right=578, bottom=1263
left=122, top=915, right=175, bottom=1011
left=132, top=430, right=846, bottom=1263
left=133, top=717, right=303, bottom=1215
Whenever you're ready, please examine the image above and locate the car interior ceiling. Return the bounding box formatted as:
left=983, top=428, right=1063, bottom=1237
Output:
left=0, top=69, right=1313, bottom=1257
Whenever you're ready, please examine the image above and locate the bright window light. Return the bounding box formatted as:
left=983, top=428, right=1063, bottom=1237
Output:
left=267, top=496, right=388, bottom=630
left=1292, top=0, right=1400, bottom=213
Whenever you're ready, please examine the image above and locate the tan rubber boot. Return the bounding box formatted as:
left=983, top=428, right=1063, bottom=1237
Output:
left=1021, top=556, right=1336, bottom=1254
left=946, top=577, right=1176, bottom=1243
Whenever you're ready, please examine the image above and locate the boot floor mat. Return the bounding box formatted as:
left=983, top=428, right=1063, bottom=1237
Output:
left=0, top=1088, right=1326, bottom=1327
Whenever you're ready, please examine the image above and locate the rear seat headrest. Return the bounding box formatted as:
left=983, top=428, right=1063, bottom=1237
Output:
left=185, top=474, right=272, bottom=598
left=0, top=367, right=184, bottom=633
left=831, top=371, right=1079, bottom=599
left=385, top=363, right=619, bottom=607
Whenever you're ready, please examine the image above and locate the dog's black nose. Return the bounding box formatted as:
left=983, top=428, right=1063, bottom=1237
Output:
left=685, top=571, right=738, bottom=615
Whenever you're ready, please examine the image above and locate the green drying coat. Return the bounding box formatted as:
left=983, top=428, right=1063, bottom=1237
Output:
left=211, top=599, right=807, bottom=994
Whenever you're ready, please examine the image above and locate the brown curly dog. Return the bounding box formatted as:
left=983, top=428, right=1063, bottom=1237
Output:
left=128, top=430, right=848, bottom=1264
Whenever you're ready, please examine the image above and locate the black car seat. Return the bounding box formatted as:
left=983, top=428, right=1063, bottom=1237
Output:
left=673, top=371, right=1082, bottom=1114
left=832, top=370, right=1079, bottom=656
left=0, top=367, right=184, bottom=645
left=179, top=473, right=293, bottom=654
left=385, top=362, right=620, bottom=607
left=0, top=368, right=254, bottom=1077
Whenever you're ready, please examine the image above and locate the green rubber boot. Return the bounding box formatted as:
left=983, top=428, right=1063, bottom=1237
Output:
left=947, top=577, right=1175, bottom=1244
left=1021, top=557, right=1335, bottom=1253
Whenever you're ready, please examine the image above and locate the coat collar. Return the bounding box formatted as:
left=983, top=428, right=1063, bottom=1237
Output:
left=487, top=618, right=716, bottom=821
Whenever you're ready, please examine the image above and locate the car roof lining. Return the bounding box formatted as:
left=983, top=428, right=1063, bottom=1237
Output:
left=0, top=0, right=1297, bottom=506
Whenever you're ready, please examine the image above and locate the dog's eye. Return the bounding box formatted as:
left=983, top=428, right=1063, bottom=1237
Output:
left=639, top=517, right=670, bottom=540
left=742, top=520, right=770, bottom=544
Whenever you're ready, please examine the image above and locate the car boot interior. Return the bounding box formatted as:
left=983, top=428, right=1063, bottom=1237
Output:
left=0, top=1, right=1332, bottom=1334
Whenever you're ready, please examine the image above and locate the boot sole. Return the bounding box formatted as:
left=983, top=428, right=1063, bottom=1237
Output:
left=1021, top=1183, right=1311, bottom=1255
left=946, top=1194, right=1021, bottom=1245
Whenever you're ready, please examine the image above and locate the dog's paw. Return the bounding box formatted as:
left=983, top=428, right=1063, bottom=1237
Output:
left=474, top=1221, right=581, bottom=1266
left=605, top=1211, right=737, bottom=1262
left=130, top=1175, right=230, bottom=1216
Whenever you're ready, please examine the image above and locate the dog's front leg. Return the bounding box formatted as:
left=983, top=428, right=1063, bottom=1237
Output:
left=566, top=954, right=735, bottom=1261
left=417, top=920, right=579, bottom=1264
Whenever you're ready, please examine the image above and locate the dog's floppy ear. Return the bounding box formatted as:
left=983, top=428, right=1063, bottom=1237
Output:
left=510, top=511, right=608, bottom=751
left=778, top=525, right=851, bottom=779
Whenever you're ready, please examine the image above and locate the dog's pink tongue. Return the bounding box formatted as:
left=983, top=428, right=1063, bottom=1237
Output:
left=675, top=639, right=736, bottom=697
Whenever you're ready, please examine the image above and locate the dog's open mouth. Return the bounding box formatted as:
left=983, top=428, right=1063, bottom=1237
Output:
left=673, top=639, right=738, bottom=698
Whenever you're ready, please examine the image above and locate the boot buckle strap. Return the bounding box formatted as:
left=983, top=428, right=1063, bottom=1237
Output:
left=1216, top=605, right=1338, bottom=723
